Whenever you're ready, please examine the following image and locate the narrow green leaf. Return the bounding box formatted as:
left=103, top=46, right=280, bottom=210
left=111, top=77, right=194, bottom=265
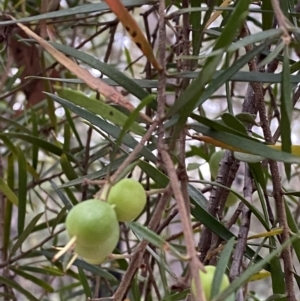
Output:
left=78, top=267, right=92, bottom=298
left=211, top=237, right=235, bottom=300
left=57, top=88, right=146, bottom=136
left=281, top=46, right=292, bottom=179
left=63, top=186, right=79, bottom=206
left=111, top=94, right=154, bottom=162
left=284, top=198, right=300, bottom=265
left=51, top=43, right=149, bottom=100
left=46, top=93, right=156, bottom=162
left=128, top=222, right=182, bottom=258
left=17, top=146, right=28, bottom=235
left=65, top=108, right=83, bottom=148
left=161, top=290, right=189, bottom=301
left=279, top=0, right=289, bottom=17
left=3, top=154, right=14, bottom=253
left=189, top=123, right=300, bottom=164
left=0, top=1, right=150, bottom=24
left=59, top=153, right=134, bottom=188
left=249, top=163, right=267, bottom=190
left=50, top=180, right=73, bottom=210
left=10, top=267, right=54, bottom=292
left=37, top=249, right=118, bottom=282
left=51, top=206, right=68, bottom=233
left=284, top=191, right=300, bottom=197
left=269, top=237, right=286, bottom=300
left=221, top=113, right=248, bottom=135
left=0, top=178, right=18, bottom=206
left=0, top=275, right=39, bottom=301
left=30, top=109, right=39, bottom=169
left=63, top=122, right=71, bottom=152
left=212, top=235, right=298, bottom=301
left=32, top=216, right=66, bottom=233
left=258, top=41, right=285, bottom=68
left=60, top=154, right=81, bottom=191
left=11, top=212, right=44, bottom=255
left=17, top=265, right=64, bottom=276
left=4, top=133, right=76, bottom=162
left=191, top=0, right=215, bottom=57
left=47, top=96, right=57, bottom=132
left=264, top=294, right=287, bottom=301
left=169, top=69, right=300, bottom=84
left=262, top=0, right=273, bottom=31
left=0, top=116, right=32, bottom=134
left=124, top=47, right=134, bottom=77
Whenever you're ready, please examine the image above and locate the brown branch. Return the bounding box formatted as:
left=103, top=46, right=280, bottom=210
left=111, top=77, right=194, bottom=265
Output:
left=229, top=164, right=252, bottom=301
left=198, top=150, right=239, bottom=262
left=161, top=149, right=205, bottom=301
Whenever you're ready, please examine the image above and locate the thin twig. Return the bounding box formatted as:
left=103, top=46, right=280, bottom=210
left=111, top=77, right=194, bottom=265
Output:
left=161, top=149, right=205, bottom=301
left=230, top=164, right=252, bottom=301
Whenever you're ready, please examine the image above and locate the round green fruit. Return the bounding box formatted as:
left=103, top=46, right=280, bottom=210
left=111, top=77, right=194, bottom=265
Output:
left=107, top=179, right=146, bottom=222
left=65, top=199, right=119, bottom=247
left=75, top=227, right=119, bottom=264
left=191, top=265, right=231, bottom=301
left=209, top=150, right=225, bottom=180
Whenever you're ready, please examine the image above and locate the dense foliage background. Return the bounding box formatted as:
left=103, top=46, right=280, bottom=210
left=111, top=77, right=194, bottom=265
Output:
left=1, top=0, right=300, bottom=300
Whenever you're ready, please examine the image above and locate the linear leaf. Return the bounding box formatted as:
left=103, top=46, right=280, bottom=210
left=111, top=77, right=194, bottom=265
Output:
left=0, top=276, right=39, bottom=301
left=16, top=146, right=28, bottom=235
left=211, top=237, right=235, bottom=300
left=281, top=46, right=292, bottom=179
left=11, top=212, right=44, bottom=255
left=0, top=1, right=152, bottom=24
left=4, top=133, right=76, bottom=162
left=190, top=123, right=300, bottom=164
left=56, top=88, right=145, bottom=135
left=37, top=249, right=118, bottom=282
left=212, top=236, right=297, bottom=301
left=0, top=178, right=18, bottom=206
left=78, top=267, right=92, bottom=298
left=47, top=93, right=156, bottom=162
left=10, top=267, right=54, bottom=292
left=51, top=43, right=149, bottom=100
left=128, top=222, right=181, bottom=257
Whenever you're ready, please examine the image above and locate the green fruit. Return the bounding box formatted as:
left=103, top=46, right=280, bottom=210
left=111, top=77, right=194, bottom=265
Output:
left=191, top=265, right=231, bottom=301
left=66, top=199, right=119, bottom=247
left=75, top=228, right=119, bottom=264
left=83, top=256, right=108, bottom=265
left=107, top=179, right=146, bottom=222
left=209, top=150, right=225, bottom=179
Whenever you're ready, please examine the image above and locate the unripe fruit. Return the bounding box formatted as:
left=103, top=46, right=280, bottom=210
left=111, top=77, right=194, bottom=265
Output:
left=107, top=179, right=146, bottom=222
left=191, top=265, right=231, bottom=301
left=75, top=228, right=119, bottom=264
left=65, top=199, right=119, bottom=247
left=209, top=150, right=225, bottom=180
